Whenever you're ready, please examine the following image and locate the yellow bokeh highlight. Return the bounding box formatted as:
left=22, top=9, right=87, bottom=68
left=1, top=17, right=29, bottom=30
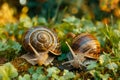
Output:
left=0, top=3, right=16, bottom=25
left=20, top=6, right=29, bottom=18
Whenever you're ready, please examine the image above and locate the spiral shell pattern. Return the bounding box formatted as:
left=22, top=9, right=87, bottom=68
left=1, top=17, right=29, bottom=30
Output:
left=71, top=33, right=100, bottom=59
left=22, top=27, right=61, bottom=55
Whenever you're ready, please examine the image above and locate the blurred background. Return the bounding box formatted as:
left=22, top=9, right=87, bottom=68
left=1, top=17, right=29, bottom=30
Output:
left=0, top=0, right=120, bottom=25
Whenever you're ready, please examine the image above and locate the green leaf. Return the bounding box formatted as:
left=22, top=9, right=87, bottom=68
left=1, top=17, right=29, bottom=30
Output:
left=100, top=74, right=110, bottom=80
left=99, top=54, right=110, bottom=65
left=38, top=74, right=48, bottom=80
left=0, top=62, right=18, bottom=80
left=87, top=61, right=98, bottom=70
left=47, top=67, right=60, bottom=77
left=61, top=70, right=75, bottom=79
left=63, top=16, right=80, bottom=27
left=18, top=74, right=30, bottom=80
left=89, top=70, right=109, bottom=80
left=35, top=67, right=43, bottom=74
left=105, top=62, right=118, bottom=70
left=8, top=40, right=21, bottom=54
left=23, top=74, right=30, bottom=80
left=19, top=16, right=33, bottom=28
left=32, top=73, right=39, bottom=80
left=6, top=63, right=18, bottom=78
left=18, top=76, right=25, bottom=80
left=28, top=67, right=35, bottom=75
left=0, top=42, right=10, bottom=51
left=38, top=17, right=47, bottom=25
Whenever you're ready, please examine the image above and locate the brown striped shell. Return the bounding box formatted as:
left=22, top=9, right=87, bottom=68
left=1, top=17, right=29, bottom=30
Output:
left=62, top=33, right=100, bottom=69
left=71, top=33, right=100, bottom=59
left=23, top=27, right=61, bottom=55
left=22, top=27, right=61, bottom=66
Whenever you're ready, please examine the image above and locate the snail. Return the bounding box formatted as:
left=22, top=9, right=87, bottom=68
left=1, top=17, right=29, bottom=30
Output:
left=21, top=27, right=61, bottom=66
left=62, top=33, right=100, bottom=69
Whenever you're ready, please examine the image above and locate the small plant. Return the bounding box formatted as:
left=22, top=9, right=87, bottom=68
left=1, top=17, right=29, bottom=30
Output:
left=0, top=62, right=18, bottom=80
left=0, top=40, right=21, bottom=61
left=18, top=66, right=75, bottom=80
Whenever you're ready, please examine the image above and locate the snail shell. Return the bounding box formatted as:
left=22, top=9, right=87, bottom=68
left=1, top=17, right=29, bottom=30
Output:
left=23, top=27, right=61, bottom=55
left=22, top=27, right=61, bottom=66
left=71, top=33, right=100, bottom=59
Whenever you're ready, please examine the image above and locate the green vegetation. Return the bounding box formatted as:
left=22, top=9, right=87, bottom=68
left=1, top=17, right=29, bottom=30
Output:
left=0, top=63, right=18, bottom=80
left=0, top=16, right=120, bottom=79
left=0, top=0, right=120, bottom=79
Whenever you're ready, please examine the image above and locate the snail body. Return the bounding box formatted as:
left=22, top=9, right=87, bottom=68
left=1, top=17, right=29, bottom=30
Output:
left=22, top=27, right=61, bottom=66
left=63, top=33, right=100, bottom=69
